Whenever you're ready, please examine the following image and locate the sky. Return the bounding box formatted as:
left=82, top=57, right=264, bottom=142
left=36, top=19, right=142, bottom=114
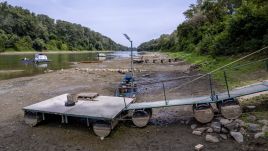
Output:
left=3, top=0, right=195, bottom=47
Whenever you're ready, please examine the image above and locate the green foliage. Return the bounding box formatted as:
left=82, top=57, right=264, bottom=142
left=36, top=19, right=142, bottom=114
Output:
left=46, top=40, right=59, bottom=50
left=0, top=2, right=126, bottom=52
left=138, top=0, right=268, bottom=56
left=14, top=36, right=32, bottom=51
left=33, top=38, right=45, bottom=51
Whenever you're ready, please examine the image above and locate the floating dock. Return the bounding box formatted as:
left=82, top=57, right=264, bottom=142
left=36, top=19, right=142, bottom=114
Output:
left=23, top=81, right=268, bottom=139
left=23, top=94, right=134, bottom=139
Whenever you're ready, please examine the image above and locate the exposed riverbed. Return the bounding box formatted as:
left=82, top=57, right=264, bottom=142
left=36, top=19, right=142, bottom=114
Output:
left=0, top=52, right=266, bottom=151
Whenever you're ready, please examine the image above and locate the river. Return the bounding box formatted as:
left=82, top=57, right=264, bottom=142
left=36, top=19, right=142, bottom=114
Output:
left=0, top=51, right=139, bottom=80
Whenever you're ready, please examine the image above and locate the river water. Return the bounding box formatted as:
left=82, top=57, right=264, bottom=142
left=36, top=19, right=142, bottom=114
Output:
left=0, top=51, right=139, bottom=80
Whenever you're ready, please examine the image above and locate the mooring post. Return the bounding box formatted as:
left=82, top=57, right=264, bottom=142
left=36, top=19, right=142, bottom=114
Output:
left=224, top=70, right=231, bottom=98
left=162, top=82, right=167, bottom=105
left=208, top=74, right=214, bottom=101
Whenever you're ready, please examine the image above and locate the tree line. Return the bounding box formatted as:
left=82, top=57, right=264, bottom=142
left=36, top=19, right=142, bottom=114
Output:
left=138, top=0, right=268, bottom=56
left=0, top=2, right=126, bottom=52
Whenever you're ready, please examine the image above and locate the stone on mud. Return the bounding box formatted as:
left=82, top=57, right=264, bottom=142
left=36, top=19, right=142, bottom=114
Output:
left=230, top=132, right=243, bottom=143
left=239, top=127, right=247, bottom=135
left=234, top=119, right=245, bottom=127
left=206, top=128, right=213, bottom=133
left=192, top=130, right=202, bottom=136
left=258, top=119, right=268, bottom=125
left=246, top=123, right=261, bottom=132
left=224, top=121, right=240, bottom=132
left=205, top=134, right=219, bottom=143
left=247, top=115, right=256, bottom=122
left=219, top=134, right=228, bottom=140
left=211, top=122, right=221, bottom=133
left=220, top=118, right=232, bottom=126
left=254, top=132, right=265, bottom=139
left=195, top=127, right=208, bottom=133
left=191, top=124, right=197, bottom=129
left=221, top=127, right=229, bottom=134
left=262, top=125, right=268, bottom=132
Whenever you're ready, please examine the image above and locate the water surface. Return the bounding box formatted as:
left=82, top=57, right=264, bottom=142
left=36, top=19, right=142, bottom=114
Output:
left=0, top=51, right=138, bottom=80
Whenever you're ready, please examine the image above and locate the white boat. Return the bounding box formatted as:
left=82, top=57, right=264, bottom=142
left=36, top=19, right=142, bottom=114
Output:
left=97, top=53, right=106, bottom=57
left=34, top=54, right=50, bottom=63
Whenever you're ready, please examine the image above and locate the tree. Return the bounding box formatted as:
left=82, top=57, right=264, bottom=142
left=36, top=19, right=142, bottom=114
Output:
left=33, top=38, right=45, bottom=51
left=15, top=36, right=32, bottom=51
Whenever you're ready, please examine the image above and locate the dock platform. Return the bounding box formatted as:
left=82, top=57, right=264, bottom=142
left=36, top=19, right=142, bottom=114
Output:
left=23, top=94, right=134, bottom=120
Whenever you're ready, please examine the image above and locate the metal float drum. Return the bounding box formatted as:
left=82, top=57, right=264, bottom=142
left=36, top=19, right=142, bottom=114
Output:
left=219, top=99, right=242, bottom=119
left=93, top=121, right=112, bottom=139
left=193, top=104, right=214, bottom=123
left=132, top=109, right=151, bottom=127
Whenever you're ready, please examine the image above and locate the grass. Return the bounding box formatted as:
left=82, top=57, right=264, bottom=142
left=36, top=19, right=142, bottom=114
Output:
left=239, top=94, right=268, bottom=124
left=167, top=51, right=268, bottom=88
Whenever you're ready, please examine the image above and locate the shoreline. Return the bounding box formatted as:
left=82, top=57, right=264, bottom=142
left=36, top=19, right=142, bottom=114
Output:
left=0, top=50, right=114, bottom=55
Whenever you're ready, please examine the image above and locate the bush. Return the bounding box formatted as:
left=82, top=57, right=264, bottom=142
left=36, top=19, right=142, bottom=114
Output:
left=33, top=38, right=45, bottom=51
left=15, top=36, right=33, bottom=51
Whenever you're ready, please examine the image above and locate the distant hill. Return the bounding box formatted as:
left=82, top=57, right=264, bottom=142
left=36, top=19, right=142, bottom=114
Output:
left=138, top=0, right=268, bottom=56
left=0, top=2, right=126, bottom=52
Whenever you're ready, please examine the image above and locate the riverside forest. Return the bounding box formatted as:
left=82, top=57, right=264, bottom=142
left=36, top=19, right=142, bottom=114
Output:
left=0, top=2, right=126, bottom=52
left=138, top=0, right=268, bottom=56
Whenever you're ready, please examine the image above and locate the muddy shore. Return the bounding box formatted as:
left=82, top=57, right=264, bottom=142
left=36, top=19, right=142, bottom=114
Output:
left=0, top=53, right=265, bottom=151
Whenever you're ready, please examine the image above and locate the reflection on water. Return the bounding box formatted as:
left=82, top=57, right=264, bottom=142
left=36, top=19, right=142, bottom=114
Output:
left=0, top=51, right=138, bottom=80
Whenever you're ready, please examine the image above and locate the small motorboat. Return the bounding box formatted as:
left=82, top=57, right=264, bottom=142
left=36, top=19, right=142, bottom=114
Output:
left=97, top=53, right=106, bottom=57
left=33, top=54, right=51, bottom=63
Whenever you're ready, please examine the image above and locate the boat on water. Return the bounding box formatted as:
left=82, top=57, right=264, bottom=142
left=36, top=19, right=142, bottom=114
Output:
left=34, top=54, right=50, bottom=63
left=97, top=53, right=106, bottom=57
left=21, top=54, right=51, bottom=63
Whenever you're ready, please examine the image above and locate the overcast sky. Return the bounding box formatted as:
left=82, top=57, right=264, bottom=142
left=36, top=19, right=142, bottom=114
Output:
left=3, top=0, right=195, bottom=47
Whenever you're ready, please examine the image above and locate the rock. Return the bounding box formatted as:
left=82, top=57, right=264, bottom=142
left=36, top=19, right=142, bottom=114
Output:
left=239, top=127, right=247, bottom=135
left=195, top=144, right=204, bottom=151
left=219, top=134, right=228, bottom=140
left=220, top=118, right=232, bottom=126
left=230, top=132, right=243, bottom=143
left=211, top=122, right=221, bottom=133
left=191, top=124, right=197, bottom=129
left=246, top=106, right=256, bottom=110
left=247, top=115, right=256, bottom=122
left=225, top=121, right=240, bottom=132
left=234, top=119, right=245, bottom=127
left=206, top=128, right=213, bottom=133
left=205, top=134, right=220, bottom=143
left=221, top=127, right=229, bottom=133
left=185, top=119, right=190, bottom=125
left=262, top=125, right=268, bottom=132
left=195, top=127, right=208, bottom=133
left=258, top=119, right=268, bottom=125
left=192, top=130, right=202, bottom=136
left=254, top=132, right=265, bottom=139
left=246, top=123, right=261, bottom=132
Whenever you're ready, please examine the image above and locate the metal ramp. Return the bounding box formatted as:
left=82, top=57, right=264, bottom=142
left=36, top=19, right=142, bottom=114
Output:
left=126, top=81, right=268, bottom=110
